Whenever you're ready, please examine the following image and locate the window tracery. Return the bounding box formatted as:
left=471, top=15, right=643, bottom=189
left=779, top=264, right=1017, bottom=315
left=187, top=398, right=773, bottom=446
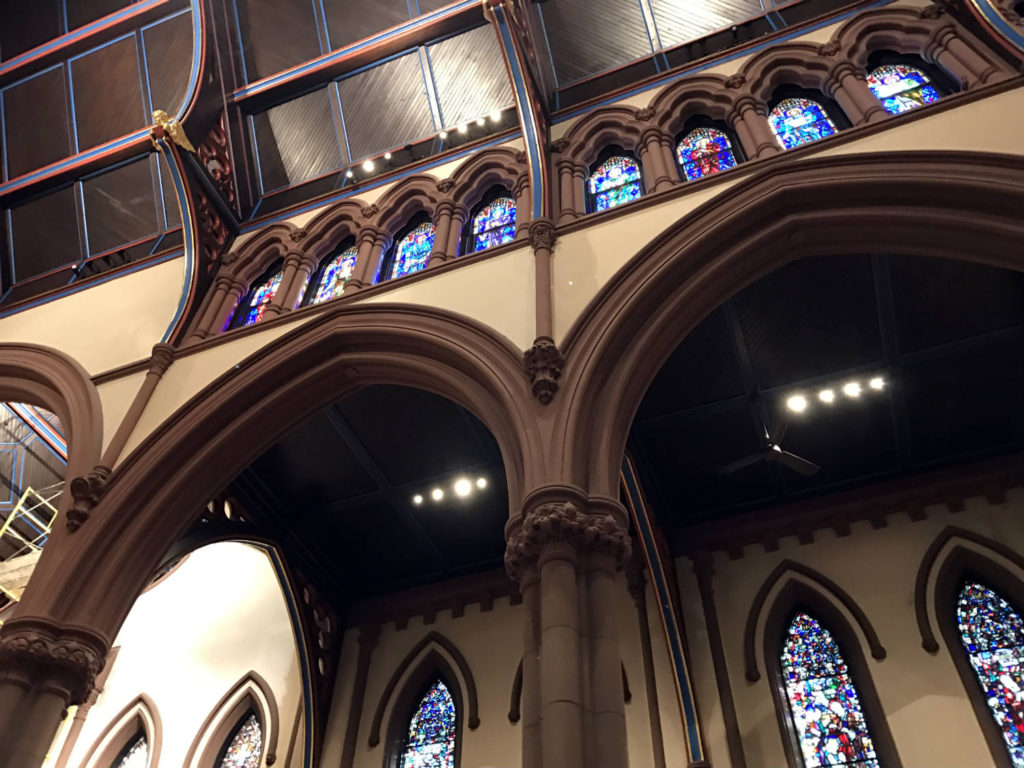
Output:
left=675, top=126, right=738, bottom=181
left=216, top=711, right=263, bottom=768
left=957, top=581, right=1024, bottom=767
left=398, top=679, right=457, bottom=768
left=866, top=64, right=941, bottom=114
left=587, top=154, right=642, bottom=212
left=780, top=612, right=880, bottom=768
left=768, top=97, right=838, bottom=149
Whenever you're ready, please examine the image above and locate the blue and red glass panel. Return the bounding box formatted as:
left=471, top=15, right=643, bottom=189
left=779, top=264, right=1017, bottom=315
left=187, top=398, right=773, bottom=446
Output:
left=312, top=246, right=358, bottom=303
left=243, top=270, right=284, bottom=326
left=384, top=222, right=435, bottom=281
left=472, top=197, right=516, bottom=252
left=589, top=156, right=642, bottom=212
left=401, top=680, right=457, bottom=768
left=676, top=127, right=737, bottom=181
left=867, top=64, right=941, bottom=115
left=769, top=98, right=838, bottom=150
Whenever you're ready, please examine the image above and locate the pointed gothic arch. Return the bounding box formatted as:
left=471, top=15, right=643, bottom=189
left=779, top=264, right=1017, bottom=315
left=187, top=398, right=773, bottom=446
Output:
left=183, top=670, right=279, bottom=768
left=79, top=693, right=162, bottom=768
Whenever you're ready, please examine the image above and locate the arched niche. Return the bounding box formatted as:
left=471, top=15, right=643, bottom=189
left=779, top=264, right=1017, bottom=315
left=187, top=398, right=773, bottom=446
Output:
left=182, top=671, right=280, bottom=768
left=79, top=693, right=162, bottom=768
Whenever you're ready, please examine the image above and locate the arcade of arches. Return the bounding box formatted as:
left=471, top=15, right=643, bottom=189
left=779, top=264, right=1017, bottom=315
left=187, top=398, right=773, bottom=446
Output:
left=0, top=1, right=1023, bottom=768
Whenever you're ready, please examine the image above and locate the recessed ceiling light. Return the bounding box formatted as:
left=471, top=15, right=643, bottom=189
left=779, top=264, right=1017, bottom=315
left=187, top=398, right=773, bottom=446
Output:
left=457, top=124, right=467, bottom=134
left=439, top=130, right=448, bottom=140
left=413, top=494, right=423, bottom=505
left=869, top=376, right=885, bottom=391
left=489, top=111, right=501, bottom=122
left=345, top=169, right=354, bottom=178
left=431, top=488, right=444, bottom=501
left=843, top=381, right=862, bottom=398
left=476, top=477, right=487, bottom=489
left=786, top=394, right=807, bottom=413
left=475, top=117, right=486, bottom=127
left=384, top=151, right=392, bottom=160
left=454, top=478, right=472, bottom=497
left=819, top=389, right=835, bottom=404
left=362, top=159, right=375, bottom=172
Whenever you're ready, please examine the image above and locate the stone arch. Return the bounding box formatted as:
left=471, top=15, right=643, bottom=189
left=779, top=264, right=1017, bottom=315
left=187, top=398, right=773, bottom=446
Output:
left=556, top=150, right=1024, bottom=501
left=370, top=174, right=445, bottom=235
left=79, top=693, right=162, bottom=768
left=220, top=224, right=296, bottom=287
left=369, top=630, right=480, bottom=751
left=183, top=670, right=280, bottom=768
left=300, top=199, right=372, bottom=263
left=649, top=74, right=738, bottom=135
left=559, top=106, right=645, bottom=166
left=739, top=42, right=835, bottom=105
left=20, top=304, right=540, bottom=650
left=449, top=146, right=527, bottom=213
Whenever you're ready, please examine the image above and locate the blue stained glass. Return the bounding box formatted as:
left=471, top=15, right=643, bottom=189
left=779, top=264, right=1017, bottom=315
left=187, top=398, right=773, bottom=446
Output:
left=114, top=736, right=148, bottom=768
left=867, top=64, right=941, bottom=115
left=769, top=98, right=838, bottom=150
left=472, top=197, right=516, bottom=252
left=781, top=613, right=880, bottom=768
left=957, top=582, right=1024, bottom=767
left=589, top=156, right=642, bottom=212
left=243, top=270, right=283, bottom=326
left=385, top=222, right=435, bottom=281
left=312, top=246, right=358, bottom=304
left=400, top=680, right=456, bottom=768
left=676, top=127, right=737, bottom=181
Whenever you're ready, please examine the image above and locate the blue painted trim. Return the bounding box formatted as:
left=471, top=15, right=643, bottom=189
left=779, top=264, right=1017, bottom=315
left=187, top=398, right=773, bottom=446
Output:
left=232, top=0, right=478, bottom=100
left=621, top=456, right=704, bottom=763
left=0, top=448, right=18, bottom=505
left=418, top=45, right=444, bottom=129
left=231, top=0, right=249, bottom=84
left=491, top=6, right=545, bottom=219
left=969, top=0, right=1024, bottom=50
left=154, top=138, right=195, bottom=343
left=176, top=0, right=204, bottom=120
left=554, top=0, right=895, bottom=124
left=241, top=131, right=520, bottom=232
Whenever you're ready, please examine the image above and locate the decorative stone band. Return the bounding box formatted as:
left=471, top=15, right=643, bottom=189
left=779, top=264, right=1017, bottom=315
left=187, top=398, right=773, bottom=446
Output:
left=504, top=500, right=631, bottom=580
left=0, top=619, right=109, bottom=705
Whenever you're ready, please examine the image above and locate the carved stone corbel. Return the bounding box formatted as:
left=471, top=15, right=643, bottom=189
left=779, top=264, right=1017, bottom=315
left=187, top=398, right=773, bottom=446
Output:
left=524, top=337, right=564, bottom=405
left=66, top=465, right=111, bottom=532
left=0, top=619, right=109, bottom=705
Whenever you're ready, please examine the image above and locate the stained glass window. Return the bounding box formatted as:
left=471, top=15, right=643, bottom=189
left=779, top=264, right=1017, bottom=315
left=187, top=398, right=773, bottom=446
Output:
left=113, top=734, right=148, bottom=768
left=312, top=245, right=358, bottom=303
left=957, top=582, right=1024, bottom=767
left=399, top=679, right=457, bottom=768
left=588, top=155, right=642, bottom=212
left=780, top=612, right=880, bottom=768
left=769, top=98, right=838, bottom=150
left=242, top=270, right=283, bottom=326
left=676, top=127, right=738, bottom=181
left=218, top=713, right=263, bottom=768
left=471, top=196, right=516, bottom=252
left=382, top=222, right=435, bottom=282
left=866, top=64, right=941, bottom=115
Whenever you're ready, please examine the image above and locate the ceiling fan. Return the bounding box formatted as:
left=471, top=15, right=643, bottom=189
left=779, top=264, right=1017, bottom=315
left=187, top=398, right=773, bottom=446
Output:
left=716, top=414, right=820, bottom=477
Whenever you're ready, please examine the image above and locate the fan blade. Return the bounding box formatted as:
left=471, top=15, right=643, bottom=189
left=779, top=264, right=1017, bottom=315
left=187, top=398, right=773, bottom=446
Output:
left=717, top=452, right=767, bottom=475
left=776, top=450, right=820, bottom=476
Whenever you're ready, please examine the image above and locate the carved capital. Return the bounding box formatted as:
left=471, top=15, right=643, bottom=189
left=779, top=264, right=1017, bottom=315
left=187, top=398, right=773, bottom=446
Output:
left=724, top=73, right=746, bottom=89
left=436, top=178, right=455, bottom=194
left=435, top=199, right=457, bottom=218
left=67, top=465, right=111, bottom=532
left=0, top=619, right=109, bottom=705
left=550, top=138, right=570, bottom=154
left=523, top=336, right=564, bottom=405
left=528, top=218, right=556, bottom=250
left=504, top=501, right=631, bottom=580
left=148, top=344, right=175, bottom=377
left=639, top=126, right=665, bottom=148
left=817, top=40, right=842, bottom=57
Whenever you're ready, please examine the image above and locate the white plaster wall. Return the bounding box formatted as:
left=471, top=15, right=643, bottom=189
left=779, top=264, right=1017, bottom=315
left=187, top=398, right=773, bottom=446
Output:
left=677, top=491, right=1024, bottom=768
left=95, top=372, right=146, bottom=456
left=60, top=542, right=304, bottom=768
left=0, top=258, right=182, bottom=376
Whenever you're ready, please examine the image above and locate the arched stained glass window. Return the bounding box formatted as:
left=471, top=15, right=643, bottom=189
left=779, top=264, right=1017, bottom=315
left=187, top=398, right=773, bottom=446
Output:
left=588, top=155, right=642, bottom=212
left=399, top=679, right=457, bottom=768
left=957, top=582, right=1024, bottom=767
left=241, top=269, right=283, bottom=327
left=312, top=245, right=358, bottom=304
left=676, top=127, right=737, bottom=181
left=381, top=221, right=435, bottom=282
left=112, top=733, right=148, bottom=768
left=769, top=98, right=838, bottom=150
left=867, top=64, right=941, bottom=115
left=471, top=196, right=516, bottom=252
left=780, top=612, right=880, bottom=768
left=217, top=712, right=263, bottom=768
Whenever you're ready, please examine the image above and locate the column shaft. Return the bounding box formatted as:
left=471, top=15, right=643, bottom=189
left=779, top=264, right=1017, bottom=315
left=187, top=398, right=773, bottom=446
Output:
left=521, top=571, right=542, bottom=768
left=587, top=556, right=628, bottom=768
left=429, top=205, right=454, bottom=267
left=557, top=161, right=579, bottom=225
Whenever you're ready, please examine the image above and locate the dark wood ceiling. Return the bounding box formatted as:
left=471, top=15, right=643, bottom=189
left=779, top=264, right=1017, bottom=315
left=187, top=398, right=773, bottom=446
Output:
left=630, top=253, right=1024, bottom=535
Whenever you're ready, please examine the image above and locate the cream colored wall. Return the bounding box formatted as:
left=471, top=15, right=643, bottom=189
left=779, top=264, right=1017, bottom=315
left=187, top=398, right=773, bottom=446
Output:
left=57, top=541, right=304, bottom=768
left=676, top=490, right=1024, bottom=768
left=96, top=372, right=146, bottom=456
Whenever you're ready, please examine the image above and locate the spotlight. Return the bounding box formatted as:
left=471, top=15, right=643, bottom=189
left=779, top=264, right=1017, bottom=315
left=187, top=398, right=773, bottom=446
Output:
left=431, top=488, right=444, bottom=501
left=457, top=124, right=467, bottom=134
left=362, top=159, right=375, bottom=172
left=384, top=151, right=392, bottom=160
left=345, top=169, right=354, bottom=178
left=786, top=394, right=808, bottom=413
left=489, top=110, right=502, bottom=122
left=475, top=117, right=486, bottom=127
left=439, top=130, right=448, bottom=140
left=413, top=494, right=423, bottom=505
left=843, top=381, right=862, bottom=398
left=869, top=376, right=885, bottom=391
left=476, top=477, right=487, bottom=489
left=819, top=389, right=835, bottom=404
left=454, top=478, right=472, bottom=497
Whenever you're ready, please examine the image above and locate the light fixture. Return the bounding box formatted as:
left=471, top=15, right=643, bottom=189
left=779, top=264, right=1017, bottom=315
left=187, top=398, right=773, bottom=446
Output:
left=489, top=110, right=501, bottom=122
left=384, top=151, right=392, bottom=160
left=476, top=477, right=487, bottom=489
left=475, top=117, right=486, bottom=127
left=431, top=488, right=444, bottom=501
left=819, top=389, right=835, bottom=404
left=843, top=381, right=862, bottom=398
left=362, top=159, right=375, bottom=172
left=439, top=130, right=448, bottom=140
left=413, top=494, right=423, bottom=505
left=786, top=394, right=807, bottom=413
left=457, top=124, right=467, bottom=134
left=869, top=376, right=885, bottom=391
left=454, top=478, right=472, bottom=497
left=345, top=169, right=354, bottom=178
